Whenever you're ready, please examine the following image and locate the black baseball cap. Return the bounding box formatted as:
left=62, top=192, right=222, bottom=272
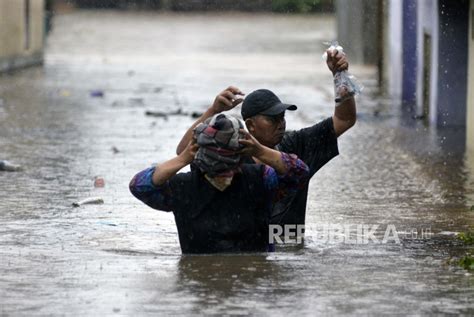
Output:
left=241, top=89, right=297, bottom=120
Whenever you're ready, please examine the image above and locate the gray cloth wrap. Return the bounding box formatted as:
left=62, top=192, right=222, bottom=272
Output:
left=193, top=113, right=245, bottom=177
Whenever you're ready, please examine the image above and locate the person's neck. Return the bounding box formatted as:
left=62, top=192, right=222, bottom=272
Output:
left=204, top=174, right=234, bottom=191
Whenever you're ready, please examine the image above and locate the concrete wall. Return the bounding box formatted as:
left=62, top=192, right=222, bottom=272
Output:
left=468, top=0, right=474, bottom=152
left=415, top=0, right=438, bottom=124
left=0, top=0, right=45, bottom=72
left=397, top=0, right=469, bottom=127
left=401, top=0, right=417, bottom=111
left=335, top=0, right=380, bottom=65
left=171, top=0, right=272, bottom=11
left=468, top=0, right=474, bottom=205
left=387, top=0, right=402, bottom=99
left=436, top=0, right=469, bottom=127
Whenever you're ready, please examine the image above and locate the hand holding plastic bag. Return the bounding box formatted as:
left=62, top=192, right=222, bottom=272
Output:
left=322, top=41, right=363, bottom=104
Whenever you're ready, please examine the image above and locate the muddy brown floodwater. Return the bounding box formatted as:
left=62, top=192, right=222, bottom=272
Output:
left=1, top=11, right=473, bottom=316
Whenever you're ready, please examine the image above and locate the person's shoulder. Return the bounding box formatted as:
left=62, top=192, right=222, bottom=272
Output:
left=286, top=117, right=334, bottom=139
left=277, top=117, right=336, bottom=157
left=295, top=117, right=334, bottom=134
left=240, top=164, right=267, bottom=183
left=170, top=169, right=194, bottom=187
left=240, top=163, right=265, bottom=174
left=239, top=164, right=267, bottom=195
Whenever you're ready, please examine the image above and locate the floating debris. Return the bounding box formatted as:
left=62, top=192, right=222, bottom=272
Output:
left=438, top=231, right=459, bottom=237
left=72, top=197, right=104, bottom=207
left=60, top=89, right=71, bottom=97
left=128, top=98, right=144, bottom=106
left=94, top=176, right=105, bottom=188
left=97, top=221, right=118, bottom=227
left=145, top=110, right=168, bottom=118
left=90, top=90, right=104, bottom=98
left=0, top=160, right=22, bottom=172
left=145, top=109, right=203, bottom=119
left=110, top=100, right=125, bottom=107
left=111, top=146, right=120, bottom=154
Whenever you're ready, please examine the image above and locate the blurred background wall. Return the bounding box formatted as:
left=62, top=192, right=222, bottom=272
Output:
left=69, top=0, right=334, bottom=12
left=0, top=0, right=45, bottom=72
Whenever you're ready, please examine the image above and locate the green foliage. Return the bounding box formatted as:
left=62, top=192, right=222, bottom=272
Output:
left=458, top=231, right=474, bottom=245
left=470, top=205, right=474, bottom=211
left=456, top=231, right=474, bottom=270
left=458, top=255, right=474, bottom=271
left=272, top=0, right=327, bottom=13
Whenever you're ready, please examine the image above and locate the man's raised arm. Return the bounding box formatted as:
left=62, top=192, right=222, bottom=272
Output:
left=176, top=86, right=244, bottom=155
left=325, top=50, right=357, bottom=137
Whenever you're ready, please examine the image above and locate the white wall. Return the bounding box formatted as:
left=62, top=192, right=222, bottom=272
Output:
left=415, top=0, right=439, bottom=124
left=388, top=0, right=403, bottom=99
left=0, top=0, right=44, bottom=71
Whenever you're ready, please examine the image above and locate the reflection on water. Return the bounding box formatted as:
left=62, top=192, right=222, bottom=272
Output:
left=0, top=11, right=473, bottom=316
left=176, top=255, right=282, bottom=315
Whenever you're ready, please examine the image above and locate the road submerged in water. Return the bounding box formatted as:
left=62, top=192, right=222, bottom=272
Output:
left=0, top=11, right=473, bottom=316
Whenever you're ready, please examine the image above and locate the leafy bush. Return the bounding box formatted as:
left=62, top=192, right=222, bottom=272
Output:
left=459, top=255, right=474, bottom=270
left=458, top=231, right=474, bottom=245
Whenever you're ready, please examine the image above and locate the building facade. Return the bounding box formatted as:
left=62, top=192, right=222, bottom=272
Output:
left=468, top=0, right=474, bottom=153
left=339, top=0, right=473, bottom=151
left=0, top=0, right=45, bottom=73
left=385, top=0, right=471, bottom=128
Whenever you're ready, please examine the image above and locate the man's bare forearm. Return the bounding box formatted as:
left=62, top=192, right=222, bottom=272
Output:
left=332, top=96, right=356, bottom=137
left=254, top=147, right=289, bottom=175
left=152, top=155, right=189, bottom=186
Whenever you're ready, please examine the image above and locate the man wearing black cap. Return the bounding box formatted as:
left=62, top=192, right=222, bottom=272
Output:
left=176, top=50, right=354, bottom=227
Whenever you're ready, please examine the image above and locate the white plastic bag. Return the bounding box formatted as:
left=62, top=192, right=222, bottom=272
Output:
left=322, top=41, right=363, bottom=104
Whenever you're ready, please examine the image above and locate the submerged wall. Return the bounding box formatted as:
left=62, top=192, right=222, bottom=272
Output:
left=468, top=0, right=474, bottom=152
left=436, top=0, right=469, bottom=128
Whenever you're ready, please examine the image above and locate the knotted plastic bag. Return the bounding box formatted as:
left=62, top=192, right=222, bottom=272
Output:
left=322, top=41, right=363, bottom=104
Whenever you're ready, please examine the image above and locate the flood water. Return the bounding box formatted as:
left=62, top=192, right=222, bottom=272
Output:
left=1, top=11, right=473, bottom=315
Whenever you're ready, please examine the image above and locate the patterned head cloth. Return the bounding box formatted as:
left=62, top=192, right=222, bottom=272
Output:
left=193, top=113, right=245, bottom=177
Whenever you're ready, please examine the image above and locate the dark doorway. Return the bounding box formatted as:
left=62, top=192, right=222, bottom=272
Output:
left=24, top=0, right=30, bottom=50
left=422, top=32, right=431, bottom=125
